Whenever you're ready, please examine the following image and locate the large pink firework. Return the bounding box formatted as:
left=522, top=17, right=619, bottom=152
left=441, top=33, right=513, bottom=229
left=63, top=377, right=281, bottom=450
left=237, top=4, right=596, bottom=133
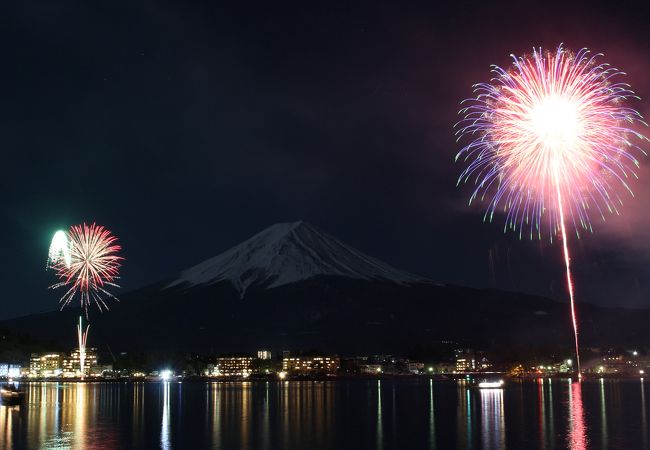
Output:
left=455, top=45, right=647, bottom=376
left=48, top=223, right=123, bottom=312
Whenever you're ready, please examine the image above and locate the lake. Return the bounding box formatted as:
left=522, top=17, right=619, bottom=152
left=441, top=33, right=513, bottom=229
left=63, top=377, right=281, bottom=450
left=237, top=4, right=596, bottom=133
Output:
left=0, top=379, right=646, bottom=449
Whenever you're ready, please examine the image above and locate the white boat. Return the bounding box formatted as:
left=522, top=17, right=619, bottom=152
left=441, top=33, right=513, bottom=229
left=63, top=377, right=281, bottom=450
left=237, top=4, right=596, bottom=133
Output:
left=477, top=379, right=504, bottom=389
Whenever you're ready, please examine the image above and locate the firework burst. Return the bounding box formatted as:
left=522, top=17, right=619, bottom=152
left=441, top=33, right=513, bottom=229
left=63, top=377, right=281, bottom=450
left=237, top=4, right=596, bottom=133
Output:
left=48, top=223, right=123, bottom=312
left=47, top=230, right=71, bottom=268
left=455, top=45, right=647, bottom=376
left=455, top=45, right=646, bottom=239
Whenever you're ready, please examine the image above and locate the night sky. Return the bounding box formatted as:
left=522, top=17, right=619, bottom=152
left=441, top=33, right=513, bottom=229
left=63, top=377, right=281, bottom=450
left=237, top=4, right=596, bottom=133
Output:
left=3, top=0, right=650, bottom=318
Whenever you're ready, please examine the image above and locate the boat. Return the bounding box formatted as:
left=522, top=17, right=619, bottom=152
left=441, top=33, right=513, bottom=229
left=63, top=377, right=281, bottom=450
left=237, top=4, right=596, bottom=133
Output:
left=476, top=379, right=505, bottom=389
left=0, top=383, right=25, bottom=405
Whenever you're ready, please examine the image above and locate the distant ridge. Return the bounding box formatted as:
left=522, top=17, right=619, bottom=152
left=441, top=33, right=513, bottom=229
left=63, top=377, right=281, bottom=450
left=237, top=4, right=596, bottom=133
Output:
left=3, top=221, right=648, bottom=356
left=165, top=221, right=434, bottom=296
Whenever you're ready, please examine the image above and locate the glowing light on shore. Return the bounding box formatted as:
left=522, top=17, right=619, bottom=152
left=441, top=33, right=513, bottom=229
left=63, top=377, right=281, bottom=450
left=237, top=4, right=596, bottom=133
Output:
left=455, top=45, right=647, bottom=377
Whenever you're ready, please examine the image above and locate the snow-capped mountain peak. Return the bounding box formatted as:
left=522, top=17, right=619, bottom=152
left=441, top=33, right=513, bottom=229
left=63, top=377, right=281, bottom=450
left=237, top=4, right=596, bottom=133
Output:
left=164, top=221, right=432, bottom=296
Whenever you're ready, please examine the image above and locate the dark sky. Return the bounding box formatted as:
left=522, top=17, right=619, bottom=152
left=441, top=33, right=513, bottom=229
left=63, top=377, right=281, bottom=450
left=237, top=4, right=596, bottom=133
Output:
left=3, top=0, right=650, bottom=318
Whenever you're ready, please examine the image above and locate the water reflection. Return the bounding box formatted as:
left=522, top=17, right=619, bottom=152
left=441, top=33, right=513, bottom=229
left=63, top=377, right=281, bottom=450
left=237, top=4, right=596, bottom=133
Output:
left=161, top=382, right=170, bottom=450
left=479, top=388, right=505, bottom=450
left=456, top=380, right=473, bottom=449
left=599, top=379, right=608, bottom=449
left=567, top=381, right=587, bottom=450
left=0, top=404, right=17, bottom=449
left=2, top=380, right=650, bottom=449
left=540, top=378, right=555, bottom=449
left=376, top=380, right=383, bottom=450
left=73, top=383, right=87, bottom=450
left=641, top=379, right=648, bottom=448
left=429, top=379, right=436, bottom=450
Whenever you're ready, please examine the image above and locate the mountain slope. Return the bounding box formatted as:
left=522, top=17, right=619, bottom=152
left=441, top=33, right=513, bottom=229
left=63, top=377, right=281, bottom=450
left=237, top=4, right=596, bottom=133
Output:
left=165, top=221, right=433, bottom=296
left=2, top=221, right=649, bottom=357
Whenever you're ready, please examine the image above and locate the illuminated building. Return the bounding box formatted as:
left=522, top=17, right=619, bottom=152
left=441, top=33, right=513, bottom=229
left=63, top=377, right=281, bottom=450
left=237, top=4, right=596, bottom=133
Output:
left=29, top=353, right=64, bottom=377
left=361, top=364, right=383, bottom=374
left=214, top=357, right=254, bottom=377
left=592, top=352, right=639, bottom=375
left=454, top=349, right=477, bottom=373
left=62, top=348, right=98, bottom=377
left=0, top=364, right=22, bottom=378
left=282, top=355, right=340, bottom=374
left=257, top=350, right=272, bottom=360
left=430, top=363, right=455, bottom=374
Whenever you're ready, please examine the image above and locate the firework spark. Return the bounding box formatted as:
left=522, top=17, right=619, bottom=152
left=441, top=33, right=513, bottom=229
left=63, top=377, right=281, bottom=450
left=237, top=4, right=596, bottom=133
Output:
left=455, top=45, right=647, bottom=376
left=48, top=223, right=123, bottom=312
left=47, top=230, right=71, bottom=268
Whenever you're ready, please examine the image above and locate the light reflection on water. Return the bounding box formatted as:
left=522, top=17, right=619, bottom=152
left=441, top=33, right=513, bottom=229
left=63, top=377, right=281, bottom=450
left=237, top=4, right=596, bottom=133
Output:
left=567, top=381, right=587, bottom=450
left=0, top=380, right=647, bottom=449
left=480, top=387, right=505, bottom=449
left=161, top=381, right=170, bottom=450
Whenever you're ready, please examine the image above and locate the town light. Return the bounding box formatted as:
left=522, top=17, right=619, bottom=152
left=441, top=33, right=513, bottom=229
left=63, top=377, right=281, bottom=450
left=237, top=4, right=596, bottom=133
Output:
left=278, top=371, right=287, bottom=380
left=160, top=370, right=172, bottom=381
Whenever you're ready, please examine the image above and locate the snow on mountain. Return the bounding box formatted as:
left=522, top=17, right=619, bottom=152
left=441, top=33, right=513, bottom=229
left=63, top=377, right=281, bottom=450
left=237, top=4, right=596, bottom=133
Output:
left=164, top=221, right=433, bottom=296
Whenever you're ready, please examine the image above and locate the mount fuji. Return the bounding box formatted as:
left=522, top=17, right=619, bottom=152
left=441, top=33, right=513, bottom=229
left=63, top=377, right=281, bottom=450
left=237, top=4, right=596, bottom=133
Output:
left=2, top=221, right=649, bottom=357
left=164, top=221, right=433, bottom=297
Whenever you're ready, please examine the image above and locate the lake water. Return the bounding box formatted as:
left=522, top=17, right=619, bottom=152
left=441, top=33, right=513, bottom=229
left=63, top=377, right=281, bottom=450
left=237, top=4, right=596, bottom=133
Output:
left=0, top=379, right=647, bottom=449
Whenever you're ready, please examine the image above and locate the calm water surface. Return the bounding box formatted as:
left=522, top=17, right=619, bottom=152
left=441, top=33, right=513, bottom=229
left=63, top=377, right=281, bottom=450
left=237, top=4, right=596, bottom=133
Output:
left=0, top=379, right=647, bottom=449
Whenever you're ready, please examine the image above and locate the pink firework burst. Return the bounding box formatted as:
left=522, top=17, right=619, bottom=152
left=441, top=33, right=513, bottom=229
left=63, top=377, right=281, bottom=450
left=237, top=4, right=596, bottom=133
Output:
left=49, top=223, right=123, bottom=312
left=455, top=45, right=647, bottom=240
left=455, top=45, right=647, bottom=377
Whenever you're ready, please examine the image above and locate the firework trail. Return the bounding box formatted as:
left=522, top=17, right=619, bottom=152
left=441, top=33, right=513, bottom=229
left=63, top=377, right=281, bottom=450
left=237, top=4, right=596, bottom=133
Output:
left=77, top=316, right=89, bottom=379
left=455, top=45, right=647, bottom=376
left=48, top=223, right=123, bottom=312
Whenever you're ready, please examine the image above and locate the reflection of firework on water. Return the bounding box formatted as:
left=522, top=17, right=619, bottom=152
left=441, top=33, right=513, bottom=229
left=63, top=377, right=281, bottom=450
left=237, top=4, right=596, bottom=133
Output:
left=48, top=223, right=123, bottom=311
left=455, top=45, right=647, bottom=376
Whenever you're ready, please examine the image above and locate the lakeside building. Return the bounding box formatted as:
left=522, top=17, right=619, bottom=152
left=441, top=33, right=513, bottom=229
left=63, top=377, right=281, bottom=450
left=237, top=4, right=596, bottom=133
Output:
left=591, top=352, right=642, bottom=375
left=430, top=362, right=455, bottom=374
left=30, top=353, right=65, bottom=377
left=455, top=349, right=477, bottom=373
left=257, top=350, right=272, bottom=360
left=62, top=348, right=99, bottom=377
left=211, top=356, right=255, bottom=377
left=361, top=364, right=383, bottom=374
left=407, top=362, right=425, bottom=374
left=0, top=364, right=22, bottom=378
left=282, top=355, right=340, bottom=374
